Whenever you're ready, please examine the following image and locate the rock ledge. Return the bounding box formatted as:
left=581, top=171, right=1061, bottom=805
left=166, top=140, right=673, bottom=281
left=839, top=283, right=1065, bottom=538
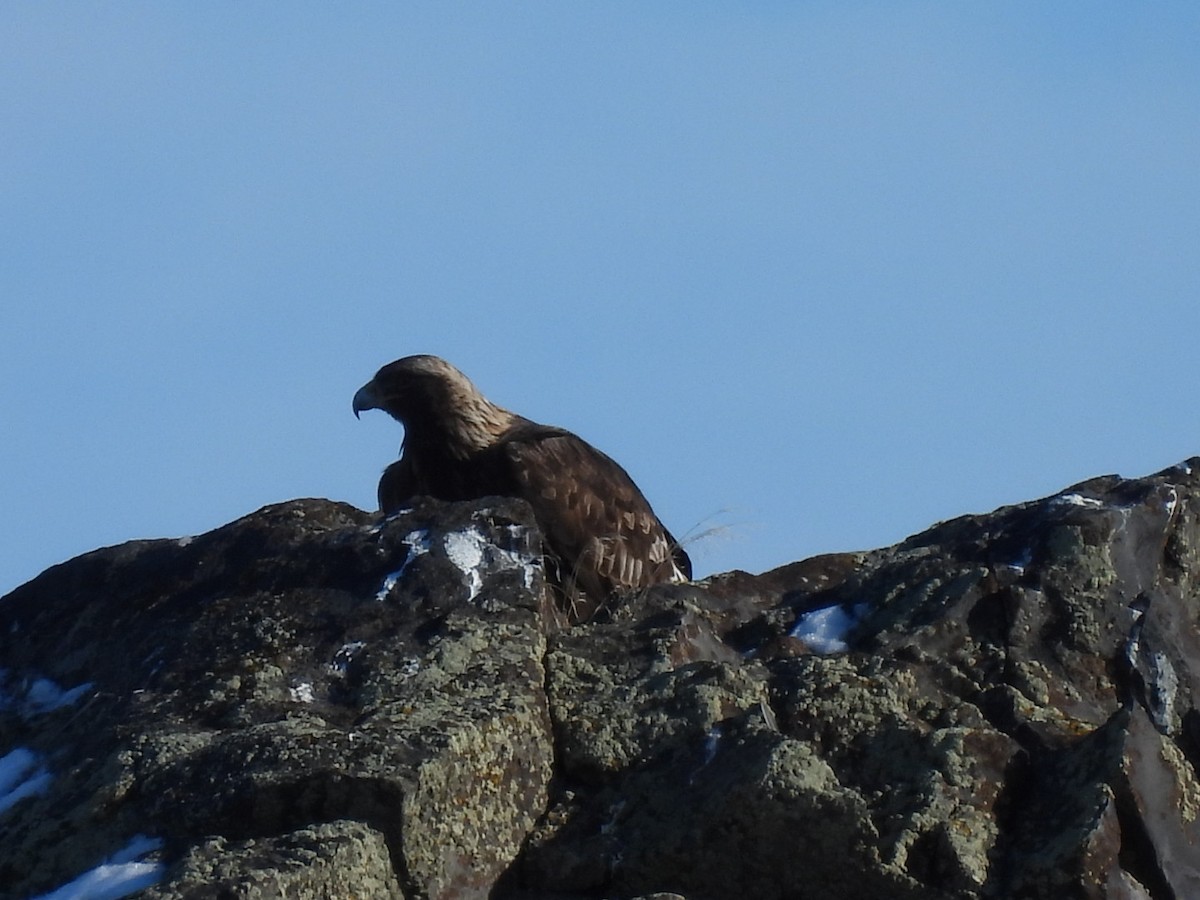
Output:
left=3, top=463, right=1200, bottom=898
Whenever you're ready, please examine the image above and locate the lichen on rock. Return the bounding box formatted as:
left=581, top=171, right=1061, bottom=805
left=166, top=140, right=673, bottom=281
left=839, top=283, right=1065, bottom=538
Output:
left=3, top=461, right=1200, bottom=898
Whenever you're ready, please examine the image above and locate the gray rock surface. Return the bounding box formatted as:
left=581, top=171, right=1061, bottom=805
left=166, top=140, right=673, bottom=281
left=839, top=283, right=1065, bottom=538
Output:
left=2, top=461, right=1200, bottom=898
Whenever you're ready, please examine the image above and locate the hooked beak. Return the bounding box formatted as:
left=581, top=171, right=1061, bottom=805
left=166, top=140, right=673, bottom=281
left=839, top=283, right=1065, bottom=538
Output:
left=352, top=381, right=380, bottom=419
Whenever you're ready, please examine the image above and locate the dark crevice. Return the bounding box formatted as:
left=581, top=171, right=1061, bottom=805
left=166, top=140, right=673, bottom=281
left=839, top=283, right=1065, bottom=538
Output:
left=979, top=748, right=1035, bottom=898
left=1178, top=709, right=1200, bottom=779
left=1111, top=776, right=1175, bottom=900
left=494, top=622, right=572, bottom=897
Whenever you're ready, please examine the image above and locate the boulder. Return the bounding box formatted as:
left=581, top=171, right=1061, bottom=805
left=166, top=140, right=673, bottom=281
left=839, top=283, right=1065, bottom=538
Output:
left=3, top=461, right=1200, bottom=898
left=1, top=498, right=552, bottom=900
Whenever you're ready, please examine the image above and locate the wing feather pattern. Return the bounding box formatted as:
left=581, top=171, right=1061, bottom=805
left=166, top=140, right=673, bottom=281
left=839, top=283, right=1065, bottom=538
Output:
left=501, top=424, right=690, bottom=611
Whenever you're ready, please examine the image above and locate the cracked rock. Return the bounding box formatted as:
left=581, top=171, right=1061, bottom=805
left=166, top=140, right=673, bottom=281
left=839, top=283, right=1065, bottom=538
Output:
left=4, top=460, right=1200, bottom=898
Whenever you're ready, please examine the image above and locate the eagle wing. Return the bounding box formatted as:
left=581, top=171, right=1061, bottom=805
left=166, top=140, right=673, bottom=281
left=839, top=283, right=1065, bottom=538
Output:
left=378, top=456, right=419, bottom=513
left=500, top=424, right=691, bottom=605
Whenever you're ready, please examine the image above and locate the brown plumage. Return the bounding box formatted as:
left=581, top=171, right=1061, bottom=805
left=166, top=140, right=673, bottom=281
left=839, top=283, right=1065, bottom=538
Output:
left=353, top=355, right=691, bottom=617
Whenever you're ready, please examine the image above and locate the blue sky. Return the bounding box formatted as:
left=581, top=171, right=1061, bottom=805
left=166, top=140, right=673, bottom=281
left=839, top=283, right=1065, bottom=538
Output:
left=3, top=5, right=1199, bottom=596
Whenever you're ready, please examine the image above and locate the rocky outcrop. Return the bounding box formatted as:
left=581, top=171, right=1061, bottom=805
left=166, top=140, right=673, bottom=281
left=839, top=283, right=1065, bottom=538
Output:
left=3, top=462, right=1200, bottom=898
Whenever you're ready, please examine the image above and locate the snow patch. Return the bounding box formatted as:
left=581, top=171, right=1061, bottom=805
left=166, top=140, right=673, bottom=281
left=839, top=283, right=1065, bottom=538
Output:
left=0, top=747, right=51, bottom=815
left=1165, top=487, right=1180, bottom=518
left=789, top=604, right=865, bottom=654
left=289, top=682, right=315, bottom=704
left=0, top=672, right=93, bottom=718
left=1149, top=650, right=1179, bottom=734
left=29, top=835, right=165, bottom=900
left=445, top=529, right=487, bottom=599
left=444, top=524, right=540, bottom=601
left=377, top=524, right=539, bottom=603
left=329, top=641, right=366, bottom=675
left=368, top=507, right=417, bottom=535
left=24, top=678, right=93, bottom=715
left=1052, top=493, right=1105, bottom=509
left=376, top=529, right=432, bottom=600
left=376, top=571, right=403, bottom=602
left=1125, top=597, right=1149, bottom=659
left=1002, top=548, right=1033, bottom=576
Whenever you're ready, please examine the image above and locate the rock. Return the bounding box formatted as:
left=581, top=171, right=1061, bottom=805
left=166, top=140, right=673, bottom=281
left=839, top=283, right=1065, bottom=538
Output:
left=0, top=498, right=552, bottom=899
left=2, top=461, right=1200, bottom=898
left=140, top=821, right=402, bottom=899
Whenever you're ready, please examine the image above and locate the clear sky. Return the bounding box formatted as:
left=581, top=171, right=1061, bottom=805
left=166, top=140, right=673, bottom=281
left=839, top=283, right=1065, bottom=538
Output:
left=3, top=4, right=1199, bottom=597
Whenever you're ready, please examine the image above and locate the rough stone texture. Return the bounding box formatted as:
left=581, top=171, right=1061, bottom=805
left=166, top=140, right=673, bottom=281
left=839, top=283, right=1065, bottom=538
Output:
left=0, top=497, right=552, bottom=899
left=3, top=461, right=1200, bottom=898
left=141, top=820, right=403, bottom=899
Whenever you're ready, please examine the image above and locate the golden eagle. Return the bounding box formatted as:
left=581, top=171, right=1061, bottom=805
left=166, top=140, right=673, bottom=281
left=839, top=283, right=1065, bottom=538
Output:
left=353, top=355, right=691, bottom=617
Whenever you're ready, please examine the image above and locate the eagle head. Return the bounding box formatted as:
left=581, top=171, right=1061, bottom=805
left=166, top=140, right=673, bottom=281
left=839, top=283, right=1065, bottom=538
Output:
left=353, top=355, right=515, bottom=453
left=353, top=355, right=465, bottom=420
